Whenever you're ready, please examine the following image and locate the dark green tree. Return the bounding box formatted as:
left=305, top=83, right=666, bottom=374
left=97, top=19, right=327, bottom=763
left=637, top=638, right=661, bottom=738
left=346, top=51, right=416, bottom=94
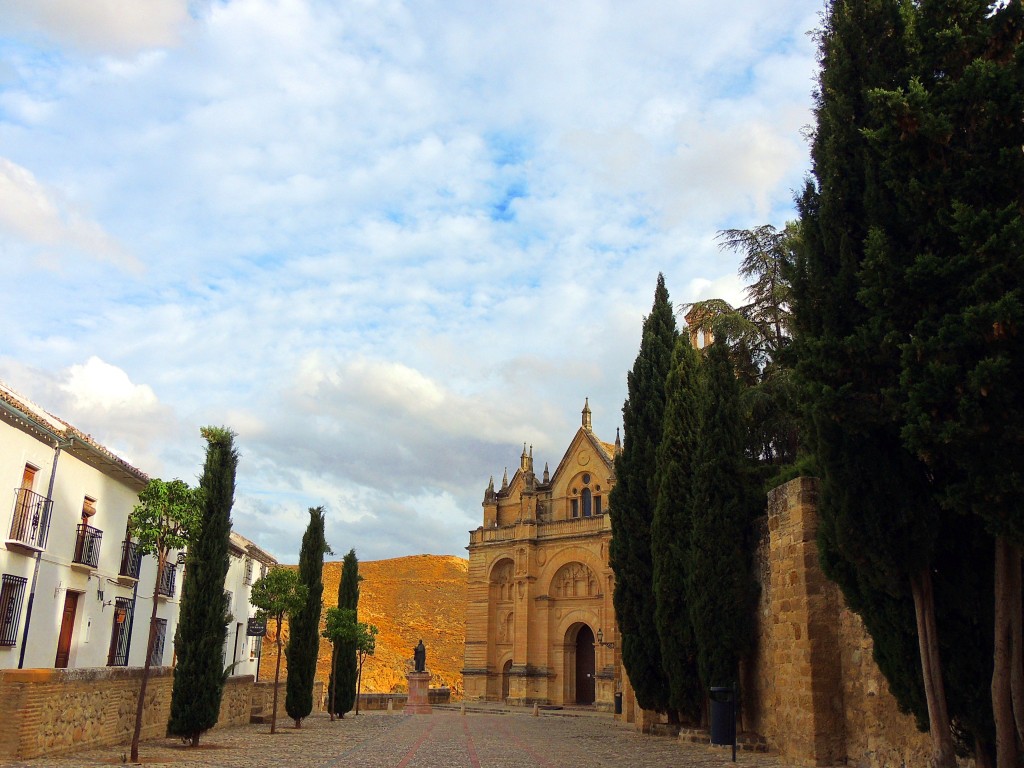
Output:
left=686, top=340, right=761, bottom=691
left=285, top=506, right=329, bottom=728
left=853, top=1, right=1024, bottom=763
left=168, top=427, right=238, bottom=746
left=327, top=549, right=360, bottom=718
left=651, top=337, right=703, bottom=723
left=608, top=273, right=677, bottom=715
left=250, top=568, right=307, bottom=735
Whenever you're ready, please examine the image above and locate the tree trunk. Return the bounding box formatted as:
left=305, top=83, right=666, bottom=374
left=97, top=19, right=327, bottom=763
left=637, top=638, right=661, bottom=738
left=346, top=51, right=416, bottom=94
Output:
left=910, top=568, right=956, bottom=768
left=356, top=655, right=363, bottom=716
left=1008, top=542, right=1024, bottom=748
left=130, top=549, right=165, bottom=763
left=329, top=644, right=337, bottom=722
left=271, top=618, right=283, bottom=735
left=993, top=537, right=1019, bottom=768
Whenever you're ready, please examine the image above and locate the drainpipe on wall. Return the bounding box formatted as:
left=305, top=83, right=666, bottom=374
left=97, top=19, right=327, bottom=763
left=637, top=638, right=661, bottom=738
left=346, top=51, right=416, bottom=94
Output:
left=18, top=436, right=69, bottom=669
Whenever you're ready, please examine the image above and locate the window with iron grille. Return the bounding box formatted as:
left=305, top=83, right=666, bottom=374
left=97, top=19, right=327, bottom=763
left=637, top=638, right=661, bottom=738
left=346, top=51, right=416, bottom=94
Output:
left=107, top=597, right=135, bottom=666
left=149, top=618, right=167, bottom=666
left=0, top=574, right=28, bottom=646
left=250, top=634, right=263, bottom=660
left=243, top=558, right=253, bottom=585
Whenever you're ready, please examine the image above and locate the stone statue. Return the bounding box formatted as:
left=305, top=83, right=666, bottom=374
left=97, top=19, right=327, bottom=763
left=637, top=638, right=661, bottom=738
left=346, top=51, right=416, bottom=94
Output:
left=414, top=639, right=426, bottom=672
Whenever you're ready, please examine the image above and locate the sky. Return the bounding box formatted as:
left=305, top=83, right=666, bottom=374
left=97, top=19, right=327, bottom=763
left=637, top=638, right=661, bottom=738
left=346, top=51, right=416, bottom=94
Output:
left=0, top=0, right=822, bottom=565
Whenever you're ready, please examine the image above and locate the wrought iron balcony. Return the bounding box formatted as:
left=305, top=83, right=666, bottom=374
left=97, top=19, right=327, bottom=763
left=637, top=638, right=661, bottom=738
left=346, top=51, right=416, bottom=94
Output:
left=7, top=488, right=52, bottom=551
left=118, top=539, right=143, bottom=580
left=73, top=524, right=103, bottom=568
left=157, top=562, right=177, bottom=598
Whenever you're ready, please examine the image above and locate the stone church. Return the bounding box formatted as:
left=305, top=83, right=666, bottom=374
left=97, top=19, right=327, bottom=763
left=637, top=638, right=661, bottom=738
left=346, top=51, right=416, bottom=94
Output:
left=463, top=400, right=620, bottom=710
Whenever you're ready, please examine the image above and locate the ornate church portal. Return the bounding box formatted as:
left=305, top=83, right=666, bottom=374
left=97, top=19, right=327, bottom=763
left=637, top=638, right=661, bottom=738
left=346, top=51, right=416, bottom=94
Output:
left=462, top=401, right=620, bottom=709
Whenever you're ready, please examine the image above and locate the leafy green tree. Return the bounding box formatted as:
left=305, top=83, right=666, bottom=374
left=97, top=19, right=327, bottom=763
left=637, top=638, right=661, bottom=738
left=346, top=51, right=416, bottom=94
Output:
left=168, top=427, right=237, bottom=746
left=684, top=223, right=801, bottom=475
left=327, top=549, right=360, bottom=718
left=609, top=273, right=677, bottom=715
left=126, top=479, right=201, bottom=763
left=285, top=507, right=330, bottom=728
left=686, top=340, right=761, bottom=691
left=354, top=619, right=378, bottom=715
left=250, top=568, right=308, bottom=734
left=651, top=337, right=703, bottom=723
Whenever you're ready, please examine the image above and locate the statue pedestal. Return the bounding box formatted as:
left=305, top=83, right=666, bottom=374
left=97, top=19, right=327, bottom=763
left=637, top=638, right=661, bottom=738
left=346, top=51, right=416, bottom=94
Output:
left=405, top=671, right=432, bottom=714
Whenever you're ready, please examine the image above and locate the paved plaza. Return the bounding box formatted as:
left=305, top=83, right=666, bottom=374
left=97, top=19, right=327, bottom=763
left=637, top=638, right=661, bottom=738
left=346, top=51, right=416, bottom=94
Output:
left=1, top=707, right=788, bottom=768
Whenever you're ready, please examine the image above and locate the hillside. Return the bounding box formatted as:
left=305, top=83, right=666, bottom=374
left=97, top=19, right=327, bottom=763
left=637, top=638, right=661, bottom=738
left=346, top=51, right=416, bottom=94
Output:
left=258, top=554, right=467, bottom=698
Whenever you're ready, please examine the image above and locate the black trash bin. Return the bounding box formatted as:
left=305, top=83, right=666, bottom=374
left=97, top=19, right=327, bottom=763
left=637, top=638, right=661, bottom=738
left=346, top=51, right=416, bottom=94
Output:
left=709, top=686, right=736, bottom=747
left=614, top=692, right=622, bottom=715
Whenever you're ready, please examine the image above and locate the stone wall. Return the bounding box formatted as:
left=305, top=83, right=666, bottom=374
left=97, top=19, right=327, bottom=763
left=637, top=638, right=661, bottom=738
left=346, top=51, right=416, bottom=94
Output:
left=746, top=477, right=933, bottom=768
left=0, top=668, right=260, bottom=761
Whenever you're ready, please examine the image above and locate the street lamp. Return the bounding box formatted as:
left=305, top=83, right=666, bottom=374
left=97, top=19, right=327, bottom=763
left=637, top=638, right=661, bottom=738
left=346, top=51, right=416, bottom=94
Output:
left=596, top=628, right=616, bottom=649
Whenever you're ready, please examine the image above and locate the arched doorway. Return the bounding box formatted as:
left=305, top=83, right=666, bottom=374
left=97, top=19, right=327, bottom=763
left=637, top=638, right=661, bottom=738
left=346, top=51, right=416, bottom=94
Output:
left=572, top=625, right=596, bottom=705
left=501, top=659, right=512, bottom=702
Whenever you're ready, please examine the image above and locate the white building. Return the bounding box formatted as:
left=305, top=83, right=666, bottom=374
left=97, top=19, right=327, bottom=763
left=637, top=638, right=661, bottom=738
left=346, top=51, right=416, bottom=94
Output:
left=0, top=382, right=185, bottom=670
left=224, top=531, right=277, bottom=679
left=0, top=381, right=276, bottom=675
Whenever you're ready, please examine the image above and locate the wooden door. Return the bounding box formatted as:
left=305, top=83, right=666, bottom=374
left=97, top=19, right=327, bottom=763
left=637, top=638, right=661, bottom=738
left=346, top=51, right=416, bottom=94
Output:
left=21, top=465, right=36, bottom=490
left=54, top=592, right=79, bottom=668
left=575, top=625, right=595, bottom=705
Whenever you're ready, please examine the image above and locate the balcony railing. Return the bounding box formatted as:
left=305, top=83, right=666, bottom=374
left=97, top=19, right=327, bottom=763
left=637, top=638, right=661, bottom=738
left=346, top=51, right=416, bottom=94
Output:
left=157, top=562, right=177, bottom=598
left=7, top=488, right=52, bottom=550
left=119, top=540, right=143, bottom=580
left=73, top=524, right=103, bottom=568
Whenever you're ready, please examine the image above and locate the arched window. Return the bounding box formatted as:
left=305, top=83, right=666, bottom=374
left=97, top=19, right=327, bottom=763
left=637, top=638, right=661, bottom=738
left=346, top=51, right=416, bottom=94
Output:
left=581, top=488, right=592, bottom=517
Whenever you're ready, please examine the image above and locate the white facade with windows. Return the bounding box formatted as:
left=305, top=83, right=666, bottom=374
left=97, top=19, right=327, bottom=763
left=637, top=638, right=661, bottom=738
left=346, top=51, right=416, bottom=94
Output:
left=0, top=382, right=182, bottom=670
left=223, top=532, right=276, bottom=679
left=0, top=381, right=275, bottom=675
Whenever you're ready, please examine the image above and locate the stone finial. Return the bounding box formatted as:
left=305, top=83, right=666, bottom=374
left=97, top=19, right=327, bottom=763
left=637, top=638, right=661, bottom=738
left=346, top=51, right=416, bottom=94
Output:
left=543, top=462, right=550, bottom=484
left=521, top=443, right=529, bottom=471
left=501, top=468, right=509, bottom=491
left=615, top=427, right=622, bottom=454
left=484, top=476, right=496, bottom=503
left=582, top=397, right=592, bottom=431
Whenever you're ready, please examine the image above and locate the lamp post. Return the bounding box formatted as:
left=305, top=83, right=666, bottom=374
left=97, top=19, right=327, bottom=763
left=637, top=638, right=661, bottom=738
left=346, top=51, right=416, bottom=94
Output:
left=596, top=628, right=616, bottom=648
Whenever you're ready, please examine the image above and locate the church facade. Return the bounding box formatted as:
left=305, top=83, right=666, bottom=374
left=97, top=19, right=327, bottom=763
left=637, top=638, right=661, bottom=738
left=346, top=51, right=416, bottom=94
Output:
left=463, top=400, right=621, bottom=710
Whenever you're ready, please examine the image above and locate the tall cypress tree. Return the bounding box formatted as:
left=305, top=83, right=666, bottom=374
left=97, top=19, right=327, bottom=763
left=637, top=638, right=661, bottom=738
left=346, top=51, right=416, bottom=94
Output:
left=686, top=340, right=760, bottom=691
left=327, top=549, right=359, bottom=718
left=168, top=427, right=237, bottom=746
left=286, top=506, right=329, bottom=728
left=651, top=337, right=703, bottom=723
left=609, top=273, right=677, bottom=715
left=854, top=2, right=1023, bottom=762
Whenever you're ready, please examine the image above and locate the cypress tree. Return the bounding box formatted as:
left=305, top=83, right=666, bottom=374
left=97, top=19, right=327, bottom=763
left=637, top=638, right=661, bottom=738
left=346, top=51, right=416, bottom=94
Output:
left=608, top=273, right=677, bottom=715
left=168, top=427, right=237, bottom=746
left=854, top=2, right=1023, bottom=762
left=651, top=337, right=703, bottom=723
left=285, top=506, right=329, bottom=728
left=327, top=549, right=359, bottom=718
left=686, top=340, right=760, bottom=691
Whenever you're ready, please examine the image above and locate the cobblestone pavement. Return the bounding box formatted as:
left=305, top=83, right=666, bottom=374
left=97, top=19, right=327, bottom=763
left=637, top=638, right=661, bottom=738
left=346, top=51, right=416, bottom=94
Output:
left=1, top=709, right=788, bottom=768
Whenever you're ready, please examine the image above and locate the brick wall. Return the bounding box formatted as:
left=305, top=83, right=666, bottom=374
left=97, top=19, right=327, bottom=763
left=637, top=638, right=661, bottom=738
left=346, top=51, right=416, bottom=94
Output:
left=746, top=477, right=933, bottom=768
left=0, top=668, right=258, bottom=760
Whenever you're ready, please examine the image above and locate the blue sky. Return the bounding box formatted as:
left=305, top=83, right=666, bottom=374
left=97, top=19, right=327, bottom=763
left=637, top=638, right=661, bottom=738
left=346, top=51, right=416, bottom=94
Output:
left=0, top=0, right=821, bottom=564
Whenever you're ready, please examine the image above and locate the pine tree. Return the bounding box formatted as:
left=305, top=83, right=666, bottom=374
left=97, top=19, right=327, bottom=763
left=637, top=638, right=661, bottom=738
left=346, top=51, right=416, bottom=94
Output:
left=168, top=427, right=237, bottom=746
left=327, top=549, right=359, bottom=718
left=686, top=341, right=760, bottom=691
left=651, top=337, right=703, bottom=723
left=285, top=507, right=329, bottom=728
left=608, top=273, right=677, bottom=715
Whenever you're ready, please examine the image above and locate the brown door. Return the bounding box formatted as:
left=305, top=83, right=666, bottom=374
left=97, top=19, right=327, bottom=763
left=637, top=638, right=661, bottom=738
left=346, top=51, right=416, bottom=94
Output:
left=575, top=625, right=595, bottom=704
left=21, top=465, right=36, bottom=491
left=54, top=592, right=80, bottom=668
left=501, top=659, right=512, bottom=701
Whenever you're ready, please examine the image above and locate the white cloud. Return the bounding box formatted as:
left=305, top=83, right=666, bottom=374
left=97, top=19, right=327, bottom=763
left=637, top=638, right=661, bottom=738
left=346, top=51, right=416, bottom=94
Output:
left=0, top=158, right=141, bottom=272
left=0, top=0, right=189, bottom=56
left=0, top=0, right=823, bottom=562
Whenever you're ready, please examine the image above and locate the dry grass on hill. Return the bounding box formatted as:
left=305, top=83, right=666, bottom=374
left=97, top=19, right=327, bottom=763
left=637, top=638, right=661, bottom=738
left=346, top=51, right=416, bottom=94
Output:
left=258, top=554, right=467, bottom=698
